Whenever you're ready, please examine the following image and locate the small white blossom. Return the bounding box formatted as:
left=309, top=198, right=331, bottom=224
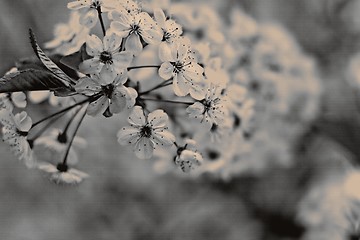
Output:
left=75, top=72, right=137, bottom=116
left=175, top=139, right=203, bottom=173
left=109, top=8, right=162, bottom=55
left=186, top=84, right=229, bottom=126
left=158, top=37, right=205, bottom=99
left=38, top=162, right=89, bottom=184
left=0, top=109, right=35, bottom=167
left=154, top=8, right=182, bottom=45
left=117, top=106, right=175, bottom=159
left=67, top=0, right=116, bottom=28
left=79, top=34, right=133, bottom=84
left=0, top=92, right=26, bottom=111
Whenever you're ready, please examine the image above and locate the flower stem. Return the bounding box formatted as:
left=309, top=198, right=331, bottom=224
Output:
left=31, top=97, right=90, bottom=129
left=127, top=65, right=160, bottom=71
left=140, top=97, right=194, bottom=105
left=139, top=80, right=172, bottom=96
left=58, top=105, right=84, bottom=142
left=62, top=105, right=87, bottom=165
left=97, top=7, right=106, bottom=36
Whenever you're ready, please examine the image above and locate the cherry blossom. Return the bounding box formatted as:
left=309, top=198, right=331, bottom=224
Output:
left=37, top=162, right=89, bottom=184
left=75, top=72, right=137, bottom=116
left=79, top=34, right=133, bottom=84
left=117, top=106, right=175, bottom=159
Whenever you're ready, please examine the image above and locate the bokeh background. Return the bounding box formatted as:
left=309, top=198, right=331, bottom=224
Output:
left=1, top=0, right=360, bottom=239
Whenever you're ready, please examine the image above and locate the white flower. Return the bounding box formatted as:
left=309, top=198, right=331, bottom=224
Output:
left=45, top=12, right=90, bottom=55
left=75, top=72, right=137, bottom=116
left=154, top=8, right=182, bottom=44
left=37, top=162, right=89, bottom=184
left=186, top=84, right=229, bottom=126
left=79, top=34, right=133, bottom=84
left=158, top=37, right=205, bottom=99
left=34, top=129, right=87, bottom=166
left=67, top=0, right=116, bottom=28
left=109, top=8, right=162, bottom=55
left=175, top=139, right=203, bottom=173
left=0, top=92, right=26, bottom=111
left=0, top=110, right=35, bottom=168
left=117, top=106, right=175, bottom=159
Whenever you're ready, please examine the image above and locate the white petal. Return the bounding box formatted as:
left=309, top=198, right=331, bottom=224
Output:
left=134, top=137, right=154, bottom=159
left=86, top=35, right=104, bottom=56
left=79, top=58, right=103, bottom=74
left=67, top=1, right=87, bottom=10
left=103, top=33, right=122, bottom=52
left=128, top=106, right=146, bottom=126
left=79, top=9, right=98, bottom=29
left=117, top=126, right=140, bottom=145
left=99, top=65, right=116, bottom=85
left=158, top=62, right=174, bottom=80
left=75, top=77, right=102, bottom=95
left=159, top=43, right=173, bottom=62
left=109, top=89, right=127, bottom=114
left=112, top=51, right=134, bottom=69
left=125, top=34, right=143, bottom=56
left=14, top=111, right=32, bottom=132
left=11, top=92, right=27, bottom=108
left=152, top=129, right=175, bottom=146
left=148, top=109, right=169, bottom=128
left=154, top=8, right=166, bottom=27
left=172, top=74, right=190, bottom=97
left=86, top=96, right=109, bottom=116
left=28, top=91, right=50, bottom=104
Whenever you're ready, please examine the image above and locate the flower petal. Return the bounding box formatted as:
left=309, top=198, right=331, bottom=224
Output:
left=125, top=33, right=143, bottom=55
left=158, top=62, right=174, bottom=80
left=172, top=74, right=190, bottom=97
left=86, top=34, right=104, bottom=56
left=99, top=64, right=116, bottom=85
left=152, top=129, right=175, bottom=146
left=148, top=109, right=169, bottom=128
left=103, top=33, right=122, bottom=52
left=75, top=76, right=102, bottom=96
left=12, top=92, right=27, bottom=108
left=86, top=96, right=109, bottom=116
left=79, top=9, right=98, bottom=29
left=112, top=51, right=134, bottom=69
left=117, top=126, right=140, bottom=145
left=109, top=88, right=127, bottom=114
left=128, top=106, right=146, bottom=126
left=79, top=58, right=103, bottom=74
left=134, top=137, right=154, bottom=159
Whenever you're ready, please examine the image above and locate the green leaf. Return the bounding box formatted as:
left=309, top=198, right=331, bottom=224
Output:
left=0, top=69, right=76, bottom=96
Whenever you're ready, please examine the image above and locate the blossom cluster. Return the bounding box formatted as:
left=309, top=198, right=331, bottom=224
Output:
left=0, top=0, right=322, bottom=184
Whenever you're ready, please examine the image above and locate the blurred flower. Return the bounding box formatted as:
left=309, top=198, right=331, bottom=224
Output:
left=154, top=8, right=182, bottom=46
left=38, top=162, right=88, bottom=184
left=0, top=92, right=26, bottom=111
left=79, top=34, right=133, bottom=84
left=117, top=106, right=175, bottom=159
left=0, top=109, right=34, bottom=168
left=45, top=11, right=90, bottom=55
left=34, top=129, right=87, bottom=166
left=174, top=139, right=203, bottom=173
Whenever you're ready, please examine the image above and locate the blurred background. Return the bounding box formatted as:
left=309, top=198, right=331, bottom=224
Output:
left=1, top=0, right=360, bottom=239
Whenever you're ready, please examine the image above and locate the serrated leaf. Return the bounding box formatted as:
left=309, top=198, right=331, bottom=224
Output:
left=0, top=69, right=76, bottom=95
left=29, top=29, right=76, bottom=86
left=60, top=43, right=91, bottom=72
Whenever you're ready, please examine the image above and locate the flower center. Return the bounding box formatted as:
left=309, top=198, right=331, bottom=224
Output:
left=102, top=84, right=115, bottom=98
left=16, top=129, right=28, bottom=137
left=90, top=0, right=101, bottom=9
left=130, top=24, right=140, bottom=35
left=140, top=125, right=152, bottom=138
left=56, top=163, right=68, bottom=173
left=100, top=51, right=113, bottom=64
left=172, top=61, right=184, bottom=73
